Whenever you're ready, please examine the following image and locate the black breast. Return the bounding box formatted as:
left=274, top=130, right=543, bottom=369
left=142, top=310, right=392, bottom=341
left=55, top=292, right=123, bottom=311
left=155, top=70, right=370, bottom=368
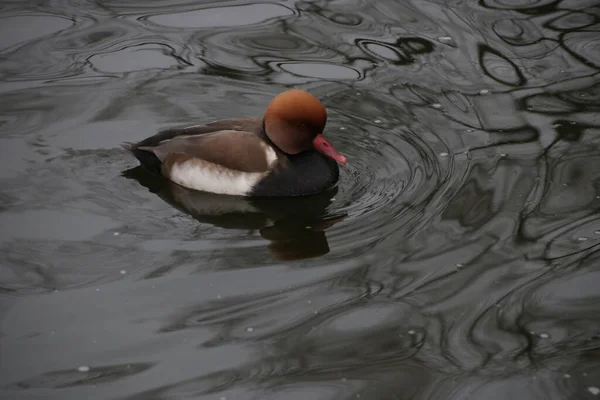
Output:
left=250, top=151, right=339, bottom=197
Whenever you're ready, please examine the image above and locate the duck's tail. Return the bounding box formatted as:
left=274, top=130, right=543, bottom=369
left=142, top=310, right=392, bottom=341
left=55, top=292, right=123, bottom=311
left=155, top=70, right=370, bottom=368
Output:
left=122, top=141, right=162, bottom=175
left=121, top=142, right=137, bottom=152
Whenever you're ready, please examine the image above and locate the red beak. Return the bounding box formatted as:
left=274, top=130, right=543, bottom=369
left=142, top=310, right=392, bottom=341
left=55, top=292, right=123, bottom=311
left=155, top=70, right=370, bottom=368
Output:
left=313, top=134, right=347, bottom=165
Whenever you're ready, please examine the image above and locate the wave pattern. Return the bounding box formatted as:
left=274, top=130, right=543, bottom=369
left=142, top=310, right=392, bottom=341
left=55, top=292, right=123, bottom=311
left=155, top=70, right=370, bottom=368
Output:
left=0, top=0, right=599, bottom=399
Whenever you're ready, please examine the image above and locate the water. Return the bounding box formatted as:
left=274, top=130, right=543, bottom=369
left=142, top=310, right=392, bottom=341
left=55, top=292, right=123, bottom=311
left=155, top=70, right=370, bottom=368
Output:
left=1, top=0, right=599, bottom=399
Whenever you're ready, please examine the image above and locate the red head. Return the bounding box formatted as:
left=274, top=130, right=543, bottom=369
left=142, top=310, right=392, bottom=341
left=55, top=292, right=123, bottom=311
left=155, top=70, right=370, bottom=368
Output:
left=263, top=89, right=346, bottom=164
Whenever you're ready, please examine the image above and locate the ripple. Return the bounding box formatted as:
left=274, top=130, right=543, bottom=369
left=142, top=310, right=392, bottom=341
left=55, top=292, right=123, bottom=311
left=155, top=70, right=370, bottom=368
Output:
left=563, top=31, right=600, bottom=68
left=1, top=1, right=600, bottom=399
left=315, top=89, right=449, bottom=259
left=521, top=93, right=579, bottom=114
left=479, top=0, right=559, bottom=11
left=546, top=11, right=598, bottom=31
left=147, top=3, right=295, bottom=28
left=479, top=44, right=526, bottom=86
left=276, top=62, right=360, bottom=80
left=492, top=18, right=543, bottom=46
left=557, top=82, right=600, bottom=110
left=238, top=34, right=313, bottom=53
left=191, top=25, right=351, bottom=80
left=357, top=40, right=412, bottom=64
left=0, top=15, right=73, bottom=51
left=6, top=363, right=153, bottom=389
left=323, top=12, right=363, bottom=26
left=88, top=43, right=187, bottom=73
left=0, top=209, right=120, bottom=243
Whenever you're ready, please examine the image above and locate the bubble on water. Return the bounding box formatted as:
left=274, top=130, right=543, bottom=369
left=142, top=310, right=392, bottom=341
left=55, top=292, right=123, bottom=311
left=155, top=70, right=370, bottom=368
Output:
left=246, top=327, right=254, bottom=332
left=432, top=103, right=442, bottom=109
left=439, top=152, right=448, bottom=157
left=589, top=387, right=600, bottom=396
left=120, top=270, right=126, bottom=275
left=479, top=89, right=490, bottom=95
left=77, top=366, right=90, bottom=372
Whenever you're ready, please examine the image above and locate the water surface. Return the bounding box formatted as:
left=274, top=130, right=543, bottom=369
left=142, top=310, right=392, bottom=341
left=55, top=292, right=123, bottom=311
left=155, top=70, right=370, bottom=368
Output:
left=1, top=0, right=599, bottom=399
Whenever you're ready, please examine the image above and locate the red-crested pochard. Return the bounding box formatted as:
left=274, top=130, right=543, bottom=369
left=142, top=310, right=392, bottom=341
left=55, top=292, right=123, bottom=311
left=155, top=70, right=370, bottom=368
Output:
left=122, top=89, right=346, bottom=197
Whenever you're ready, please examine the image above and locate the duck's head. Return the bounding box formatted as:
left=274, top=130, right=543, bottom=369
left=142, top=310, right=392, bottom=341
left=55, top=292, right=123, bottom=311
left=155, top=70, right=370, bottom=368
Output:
left=263, top=89, right=346, bottom=164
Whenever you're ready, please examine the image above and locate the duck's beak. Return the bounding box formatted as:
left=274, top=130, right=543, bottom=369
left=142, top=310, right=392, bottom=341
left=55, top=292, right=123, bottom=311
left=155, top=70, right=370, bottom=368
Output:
left=313, top=135, right=347, bottom=165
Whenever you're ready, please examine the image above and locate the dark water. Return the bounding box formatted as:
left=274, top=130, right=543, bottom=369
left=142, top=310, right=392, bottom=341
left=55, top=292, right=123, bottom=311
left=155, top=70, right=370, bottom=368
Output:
left=1, top=0, right=600, bottom=399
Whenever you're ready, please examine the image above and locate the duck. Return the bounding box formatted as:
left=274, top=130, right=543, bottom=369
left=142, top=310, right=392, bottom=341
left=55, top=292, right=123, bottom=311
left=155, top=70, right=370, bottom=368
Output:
left=122, top=89, right=346, bottom=197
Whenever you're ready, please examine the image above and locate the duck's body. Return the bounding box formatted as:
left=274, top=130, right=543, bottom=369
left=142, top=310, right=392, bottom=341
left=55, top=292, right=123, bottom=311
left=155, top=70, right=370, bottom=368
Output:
left=123, top=90, right=346, bottom=197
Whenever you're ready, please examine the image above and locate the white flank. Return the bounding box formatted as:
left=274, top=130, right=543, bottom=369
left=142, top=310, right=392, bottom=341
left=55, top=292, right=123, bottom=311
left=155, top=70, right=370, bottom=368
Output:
left=169, top=160, right=266, bottom=196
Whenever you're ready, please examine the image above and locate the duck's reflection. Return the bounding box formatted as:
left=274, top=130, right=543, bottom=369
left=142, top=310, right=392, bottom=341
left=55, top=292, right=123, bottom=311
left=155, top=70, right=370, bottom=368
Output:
left=122, top=166, right=344, bottom=260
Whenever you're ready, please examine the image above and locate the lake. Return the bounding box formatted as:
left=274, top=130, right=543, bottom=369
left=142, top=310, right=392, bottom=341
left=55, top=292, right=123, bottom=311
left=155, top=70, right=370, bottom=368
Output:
left=1, top=0, right=599, bottom=399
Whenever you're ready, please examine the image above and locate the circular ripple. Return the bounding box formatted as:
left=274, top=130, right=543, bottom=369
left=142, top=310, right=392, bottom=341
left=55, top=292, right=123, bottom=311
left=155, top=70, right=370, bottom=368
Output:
left=319, top=91, right=445, bottom=256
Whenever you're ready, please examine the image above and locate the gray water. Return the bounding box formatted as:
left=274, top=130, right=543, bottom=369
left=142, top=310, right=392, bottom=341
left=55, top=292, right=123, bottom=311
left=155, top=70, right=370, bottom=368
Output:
left=1, top=0, right=599, bottom=399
